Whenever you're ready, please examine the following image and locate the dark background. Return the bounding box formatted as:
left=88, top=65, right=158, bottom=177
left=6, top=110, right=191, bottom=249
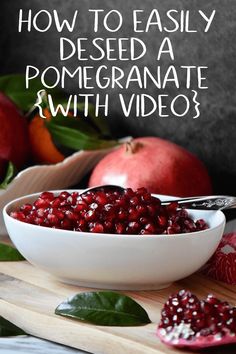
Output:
left=0, top=0, right=236, bottom=196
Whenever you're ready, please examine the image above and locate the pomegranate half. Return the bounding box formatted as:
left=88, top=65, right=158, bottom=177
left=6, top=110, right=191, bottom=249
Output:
left=157, top=289, right=236, bottom=350
left=89, top=137, right=212, bottom=197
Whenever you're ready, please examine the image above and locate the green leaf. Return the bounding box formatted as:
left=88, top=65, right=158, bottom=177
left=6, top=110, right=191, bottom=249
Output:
left=0, top=74, right=64, bottom=112
left=0, top=162, right=17, bottom=189
left=0, top=317, right=26, bottom=337
left=50, top=114, right=100, bottom=137
left=0, top=243, right=25, bottom=261
left=55, top=291, right=151, bottom=326
left=77, top=103, right=111, bottom=136
left=46, top=117, right=118, bottom=151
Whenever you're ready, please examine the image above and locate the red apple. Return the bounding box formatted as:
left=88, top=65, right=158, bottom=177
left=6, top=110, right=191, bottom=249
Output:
left=0, top=92, right=30, bottom=171
left=89, top=137, right=212, bottom=197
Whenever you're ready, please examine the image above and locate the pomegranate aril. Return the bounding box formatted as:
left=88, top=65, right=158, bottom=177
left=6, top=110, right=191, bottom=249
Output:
left=115, top=198, right=126, bottom=207
left=36, top=208, right=45, bottom=217
left=104, top=221, right=113, bottom=232
left=34, top=217, right=45, bottom=225
left=124, top=188, right=135, bottom=198
left=20, top=203, right=33, bottom=214
left=144, top=223, right=156, bottom=233
left=59, top=191, right=70, bottom=200
left=166, top=201, right=179, bottom=212
left=84, top=210, right=97, bottom=221
left=157, top=215, right=167, bottom=227
left=90, top=203, right=99, bottom=210
left=90, top=222, right=104, bottom=233
left=82, top=193, right=94, bottom=204
left=141, top=192, right=152, bottom=203
left=61, top=219, right=72, bottom=230
left=130, top=196, right=140, bottom=206
left=50, top=197, right=61, bottom=208
left=115, top=223, right=125, bottom=234
left=40, top=192, right=54, bottom=200
left=95, top=192, right=107, bottom=205
left=118, top=209, right=128, bottom=220
left=128, top=207, right=140, bottom=221
left=11, top=187, right=208, bottom=236
left=147, top=204, right=156, bottom=216
left=139, top=217, right=150, bottom=225
left=34, top=198, right=50, bottom=209
left=136, top=205, right=147, bottom=215
left=136, top=187, right=148, bottom=195
left=10, top=211, right=26, bottom=221
left=75, top=200, right=88, bottom=211
left=47, top=214, right=59, bottom=225
left=65, top=210, right=78, bottom=222
left=128, top=221, right=140, bottom=233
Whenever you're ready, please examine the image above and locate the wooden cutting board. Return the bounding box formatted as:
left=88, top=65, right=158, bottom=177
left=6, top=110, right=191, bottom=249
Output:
left=0, top=262, right=236, bottom=354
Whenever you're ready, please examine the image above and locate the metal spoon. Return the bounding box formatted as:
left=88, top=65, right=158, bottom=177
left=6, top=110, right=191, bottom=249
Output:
left=80, top=185, right=236, bottom=211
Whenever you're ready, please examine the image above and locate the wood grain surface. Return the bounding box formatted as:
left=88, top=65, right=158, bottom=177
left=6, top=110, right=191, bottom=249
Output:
left=0, top=262, right=235, bottom=354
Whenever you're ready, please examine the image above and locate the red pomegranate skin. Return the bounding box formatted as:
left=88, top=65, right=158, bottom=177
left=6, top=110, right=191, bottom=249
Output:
left=89, top=137, right=212, bottom=197
left=203, top=232, right=236, bottom=284
left=0, top=92, right=30, bottom=170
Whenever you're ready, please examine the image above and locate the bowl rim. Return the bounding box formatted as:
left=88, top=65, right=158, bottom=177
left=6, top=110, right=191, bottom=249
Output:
left=3, top=190, right=226, bottom=240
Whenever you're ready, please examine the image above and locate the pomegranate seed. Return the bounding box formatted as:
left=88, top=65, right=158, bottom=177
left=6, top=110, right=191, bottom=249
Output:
left=157, top=215, right=167, bottom=227
left=130, top=196, right=140, bottom=206
left=10, top=211, right=26, bottom=221
left=82, top=193, right=94, bottom=204
left=128, top=207, right=140, bottom=221
left=144, top=223, right=156, bottom=233
left=95, top=192, right=107, bottom=205
left=127, top=221, right=140, bottom=233
left=90, top=222, right=104, bottom=233
left=84, top=210, right=97, bottom=221
left=20, top=203, right=33, bottom=214
left=10, top=188, right=208, bottom=235
left=118, top=209, right=128, bottom=220
left=40, top=192, right=54, bottom=200
left=47, top=214, right=59, bottom=225
left=61, top=219, right=72, bottom=230
left=59, top=191, right=70, bottom=200
left=50, top=198, right=61, bottom=208
left=34, top=198, right=50, bottom=209
left=115, top=223, right=125, bottom=234
left=65, top=210, right=78, bottom=222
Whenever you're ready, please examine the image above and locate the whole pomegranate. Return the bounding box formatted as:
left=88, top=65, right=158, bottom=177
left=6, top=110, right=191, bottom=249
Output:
left=89, top=137, right=212, bottom=197
left=0, top=92, right=30, bottom=172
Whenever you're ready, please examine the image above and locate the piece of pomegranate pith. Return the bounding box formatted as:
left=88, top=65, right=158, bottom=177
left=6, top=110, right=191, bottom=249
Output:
left=157, top=289, right=236, bottom=350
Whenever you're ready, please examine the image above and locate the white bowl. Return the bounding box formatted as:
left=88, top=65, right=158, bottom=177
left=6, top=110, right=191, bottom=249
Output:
left=3, top=191, right=226, bottom=290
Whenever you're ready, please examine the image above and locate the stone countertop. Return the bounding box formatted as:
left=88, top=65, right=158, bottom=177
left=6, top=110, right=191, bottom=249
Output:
left=0, top=336, right=87, bottom=354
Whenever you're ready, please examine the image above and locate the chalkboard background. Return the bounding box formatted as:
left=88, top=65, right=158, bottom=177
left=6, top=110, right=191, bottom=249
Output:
left=0, top=0, right=236, bottom=196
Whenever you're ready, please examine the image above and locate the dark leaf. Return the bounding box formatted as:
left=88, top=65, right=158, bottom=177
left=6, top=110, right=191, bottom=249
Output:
left=55, top=291, right=151, bottom=326
left=50, top=114, right=100, bottom=137
left=46, top=117, right=118, bottom=151
left=0, top=317, right=26, bottom=337
left=77, top=103, right=111, bottom=136
left=0, top=74, right=64, bottom=112
left=0, top=243, right=25, bottom=261
left=0, top=162, right=17, bottom=189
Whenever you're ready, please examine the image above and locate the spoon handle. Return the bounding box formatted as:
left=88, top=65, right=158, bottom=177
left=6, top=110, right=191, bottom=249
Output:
left=162, top=196, right=236, bottom=210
